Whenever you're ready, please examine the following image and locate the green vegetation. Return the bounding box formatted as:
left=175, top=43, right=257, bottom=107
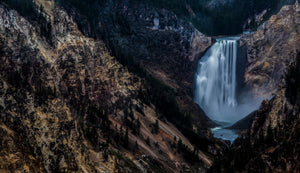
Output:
left=176, top=138, right=202, bottom=165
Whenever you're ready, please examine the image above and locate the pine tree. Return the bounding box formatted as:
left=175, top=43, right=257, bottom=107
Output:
left=136, top=118, right=141, bottom=135
left=124, top=128, right=129, bottom=148
left=152, top=119, right=159, bottom=134
left=145, top=136, right=150, bottom=146
left=135, top=141, right=138, bottom=149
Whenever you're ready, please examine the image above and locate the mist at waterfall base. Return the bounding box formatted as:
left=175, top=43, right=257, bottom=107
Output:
left=194, top=37, right=262, bottom=143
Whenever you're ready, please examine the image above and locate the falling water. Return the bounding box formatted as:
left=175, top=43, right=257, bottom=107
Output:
left=195, top=37, right=262, bottom=143
left=195, top=37, right=239, bottom=123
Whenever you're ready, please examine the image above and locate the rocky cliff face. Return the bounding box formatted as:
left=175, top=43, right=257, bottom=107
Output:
left=2, top=0, right=299, bottom=172
left=212, top=52, right=300, bottom=172
left=0, top=1, right=220, bottom=172
left=67, top=1, right=212, bottom=94
left=210, top=3, right=300, bottom=171
left=241, top=2, right=300, bottom=98
left=95, top=2, right=214, bottom=130
left=62, top=0, right=216, bottom=137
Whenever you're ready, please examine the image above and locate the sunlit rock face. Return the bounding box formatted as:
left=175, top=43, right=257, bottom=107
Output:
left=209, top=3, right=300, bottom=172
left=0, top=1, right=221, bottom=172
left=0, top=4, right=142, bottom=172
left=241, top=2, right=300, bottom=98
left=212, top=57, right=300, bottom=171
left=225, top=52, right=300, bottom=172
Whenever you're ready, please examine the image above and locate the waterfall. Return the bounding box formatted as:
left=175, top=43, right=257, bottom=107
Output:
left=195, top=37, right=240, bottom=123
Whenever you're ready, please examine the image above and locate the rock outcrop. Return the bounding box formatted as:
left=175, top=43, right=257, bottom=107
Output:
left=241, top=2, right=300, bottom=98
left=62, top=0, right=216, bottom=135
left=0, top=1, right=219, bottom=172
left=230, top=52, right=299, bottom=172
left=210, top=3, right=300, bottom=172
left=211, top=52, right=300, bottom=172
left=68, top=1, right=212, bottom=94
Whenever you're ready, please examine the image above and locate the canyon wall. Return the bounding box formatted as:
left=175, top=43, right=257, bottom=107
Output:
left=0, top=1, right=222, bottom=172
left=241, top=2, right=300, bottom=98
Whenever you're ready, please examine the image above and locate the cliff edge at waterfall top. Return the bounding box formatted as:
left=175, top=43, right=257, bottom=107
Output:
left=0, top=0, right=299, bottom=172
left=194, top=36, right=262, bottom=143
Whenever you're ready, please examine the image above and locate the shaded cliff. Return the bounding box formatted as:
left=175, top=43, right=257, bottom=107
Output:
left=56, top=0, right=211, bottom=93
left=56, top=0, right=217, bottom=138
left=127, top=0, right=296, bottom=35
left=228, top=111, right=257, bottom=130
left=0, top=1, right=223, bottom=172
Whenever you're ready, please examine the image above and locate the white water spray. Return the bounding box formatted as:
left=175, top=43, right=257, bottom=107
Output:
left=195, top=37, right=263, bottom=142
left=195, top=37, right=251, bottom=124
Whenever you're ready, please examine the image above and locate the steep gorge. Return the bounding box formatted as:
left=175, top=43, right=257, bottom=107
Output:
left=211, top=52, right=300, bottom=172
left=0, top=0, right=223, bottom=172
left=0, top=0, right=299, bottom=172
left=210, top=3, right=300, bottom=172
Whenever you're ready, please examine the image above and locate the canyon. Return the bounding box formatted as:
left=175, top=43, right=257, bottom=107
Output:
left=0, top=0, right=299, bottom=172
